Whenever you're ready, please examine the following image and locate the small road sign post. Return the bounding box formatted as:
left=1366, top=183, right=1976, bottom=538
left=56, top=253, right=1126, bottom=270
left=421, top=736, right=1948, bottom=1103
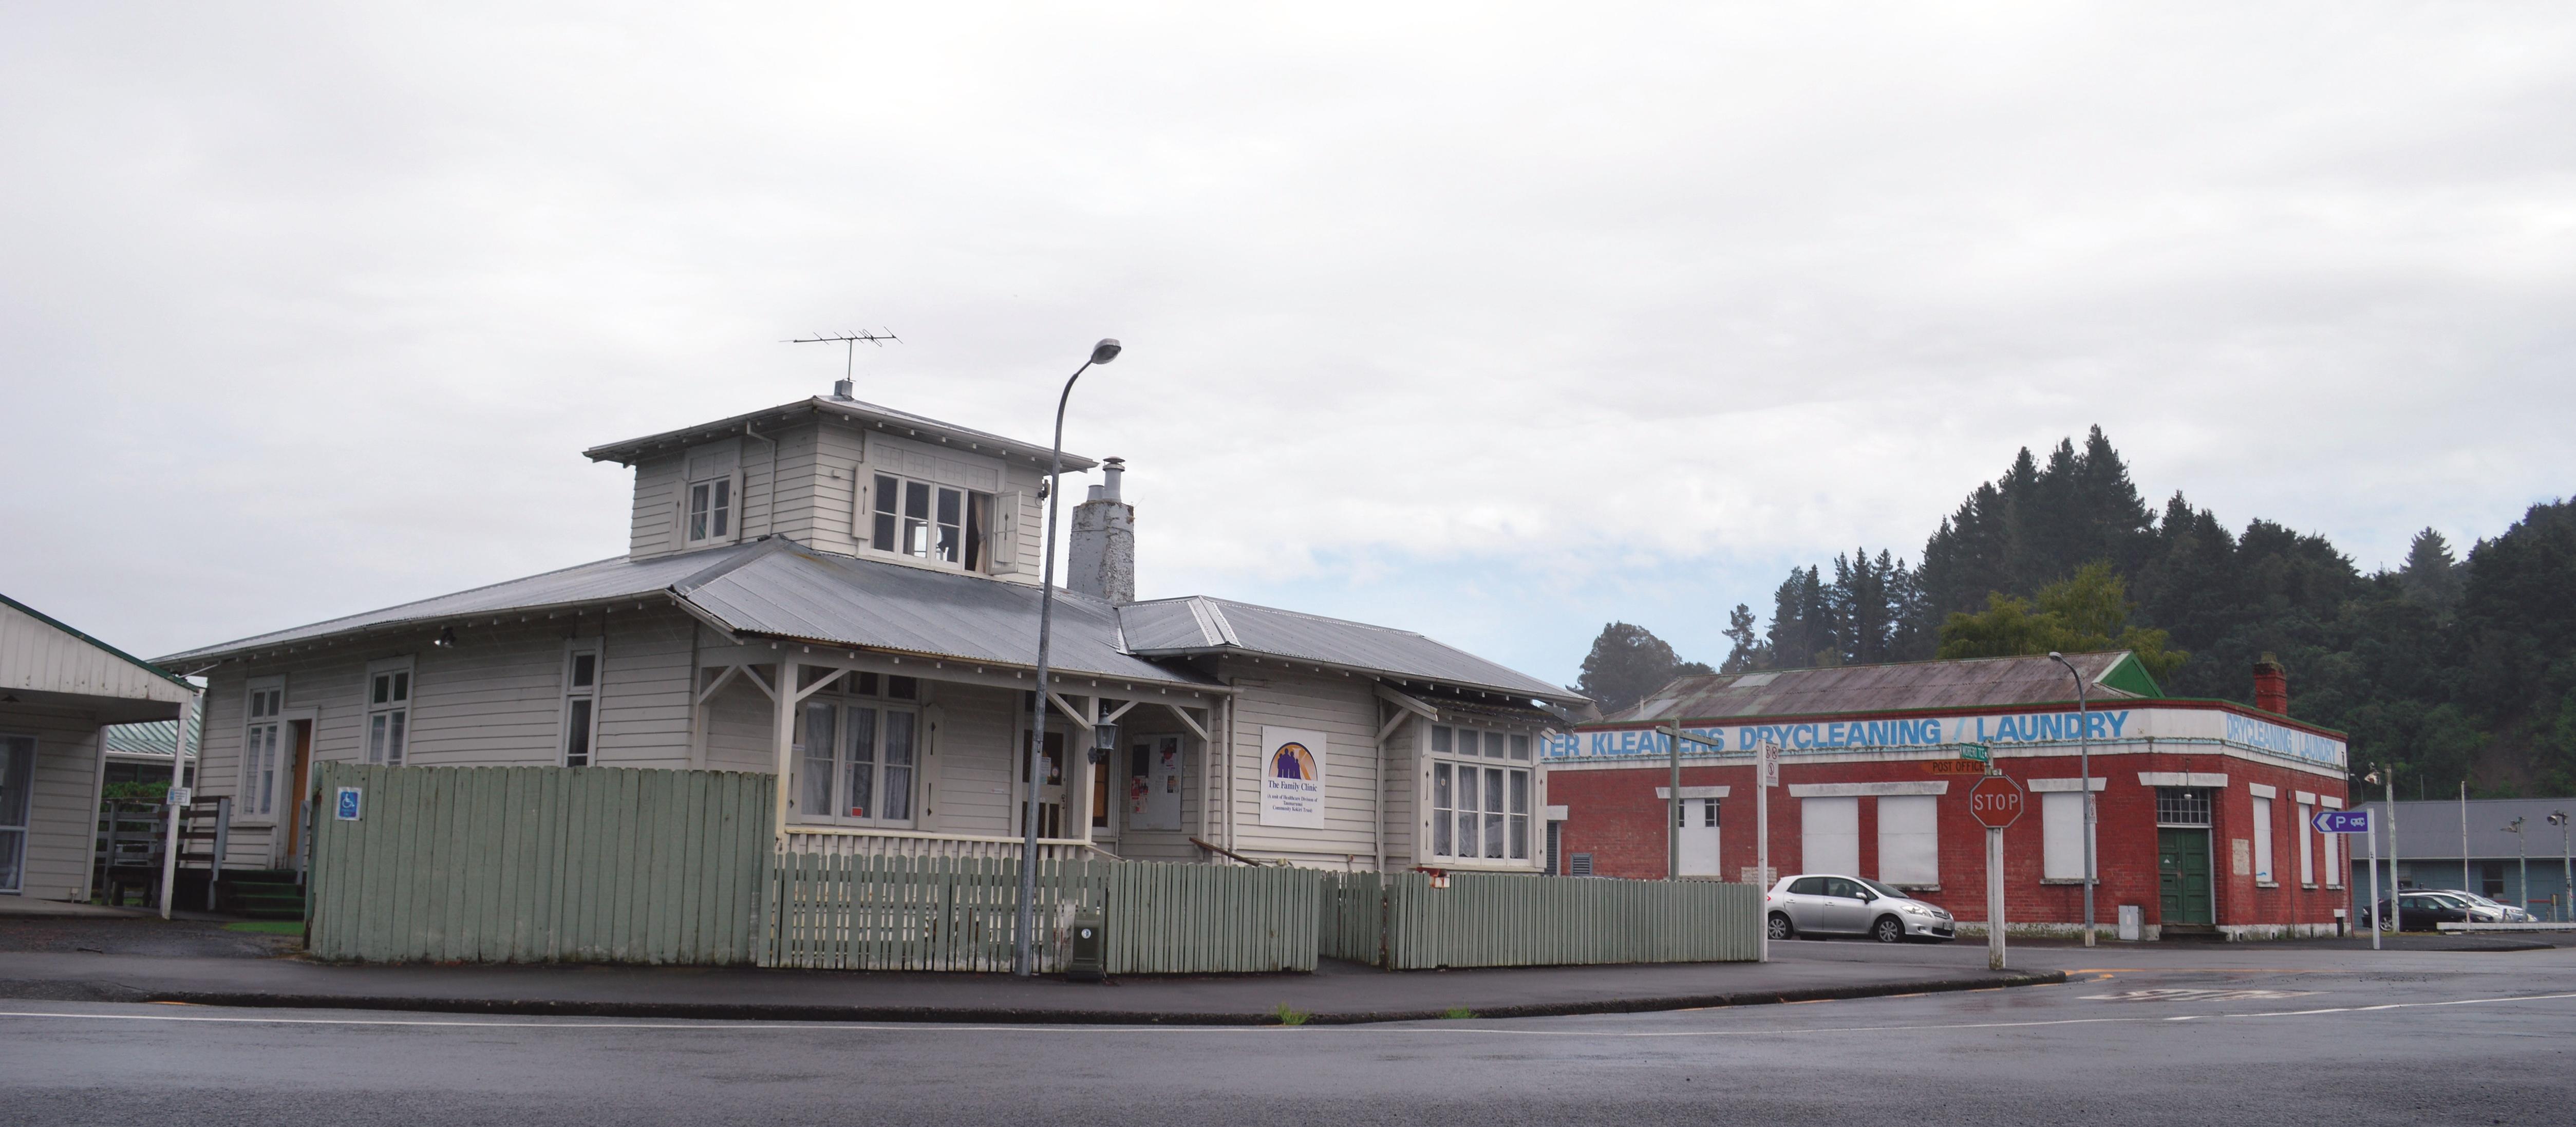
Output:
left=2312, top=809, right=2375, bottom=949
left=1959, top=742, right=1991, bottom=763
left=1969, top=774, right=2027, bottom=970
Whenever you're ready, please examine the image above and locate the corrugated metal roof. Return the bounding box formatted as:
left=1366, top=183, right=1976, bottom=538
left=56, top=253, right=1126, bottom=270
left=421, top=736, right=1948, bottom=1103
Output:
left=2354, top=799, right=2575, bottom=863
left=159, top=537, right=1570, bottom=701
left=1600, top=652, right=2148, bottom=725
left=1120, top=596, right=1577, bottom=703
left=581, top=396, right=1098, bottom=472
left=678, top=540, right=1210, bottom=687
left=104, top=711, right=203, bottom=759
left=155, top=547, right=759, bottom=665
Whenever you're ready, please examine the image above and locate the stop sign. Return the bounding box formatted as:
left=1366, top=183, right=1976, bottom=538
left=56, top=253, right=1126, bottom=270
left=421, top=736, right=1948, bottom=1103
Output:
left=1968, top=774, right=2026, bottom=829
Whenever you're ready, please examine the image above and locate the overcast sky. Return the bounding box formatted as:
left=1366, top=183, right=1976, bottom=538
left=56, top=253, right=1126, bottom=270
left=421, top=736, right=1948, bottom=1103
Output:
left=5, top=4, right=2570, bottom=686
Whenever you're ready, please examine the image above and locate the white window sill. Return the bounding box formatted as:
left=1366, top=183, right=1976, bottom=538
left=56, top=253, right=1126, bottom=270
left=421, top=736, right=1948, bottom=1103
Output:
left=2039, top=877, right=2098, bottom=886
left=2257, top=881, right=2279, bottom=888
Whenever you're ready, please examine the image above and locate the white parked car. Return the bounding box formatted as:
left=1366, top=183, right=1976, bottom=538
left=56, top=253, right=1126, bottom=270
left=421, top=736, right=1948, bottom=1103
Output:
left=1766, top=873, right=1955, bottom=943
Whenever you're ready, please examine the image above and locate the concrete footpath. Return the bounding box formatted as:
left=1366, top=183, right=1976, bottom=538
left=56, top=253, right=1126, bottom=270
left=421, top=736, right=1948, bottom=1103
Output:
left=0, top=916, right=2062, bottom=1025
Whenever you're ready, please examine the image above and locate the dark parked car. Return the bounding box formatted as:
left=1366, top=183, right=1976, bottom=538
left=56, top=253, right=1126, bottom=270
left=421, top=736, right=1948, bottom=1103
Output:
left=2361, top=892, right=2473, bottom=931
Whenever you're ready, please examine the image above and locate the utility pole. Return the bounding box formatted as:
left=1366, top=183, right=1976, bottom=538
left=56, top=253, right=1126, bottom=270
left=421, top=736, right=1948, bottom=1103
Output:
left=2551, top=811, right=2571, bottom=923
left=2047, top=652, right=2095, bottom=947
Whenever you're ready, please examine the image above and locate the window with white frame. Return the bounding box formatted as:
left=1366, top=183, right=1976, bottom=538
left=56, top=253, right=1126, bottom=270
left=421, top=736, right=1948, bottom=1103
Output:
left=240, top=679, right=284, bottom=818
left=365, top=659, right=412, bottom=766
left=1877, top=795, right=1939, bottom=886
left=2042, top=792, right=2097, bottom=880
left=684, top=476, right=735, bottom=546
left=2296, top=799, right=2316, bottom=886
left=792, top=672, right=919, bottom=827
left=2252, top=794, right=2276, bottom=885
left=870, top=474, right=994, bottom=571
left=561, top=644, right=599, bottom=767
left=1426, top=724, right=1531, bottom=862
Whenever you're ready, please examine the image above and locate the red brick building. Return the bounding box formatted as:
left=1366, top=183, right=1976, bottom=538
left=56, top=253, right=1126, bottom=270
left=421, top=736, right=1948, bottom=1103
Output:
left=1544, top=652, right=2351, bottom=941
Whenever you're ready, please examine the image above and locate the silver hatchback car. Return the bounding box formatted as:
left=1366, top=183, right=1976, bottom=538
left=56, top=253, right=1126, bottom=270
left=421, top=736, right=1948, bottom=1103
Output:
left=1766, top=873, right=1955, bottom=943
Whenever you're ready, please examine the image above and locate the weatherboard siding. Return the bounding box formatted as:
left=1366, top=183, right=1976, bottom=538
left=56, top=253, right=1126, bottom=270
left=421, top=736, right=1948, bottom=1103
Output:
left=1222, top=666, right=1386, bottom=867
left=1, top=707, right=108, bottom=900
left=191, top=607, right=702, bottom=867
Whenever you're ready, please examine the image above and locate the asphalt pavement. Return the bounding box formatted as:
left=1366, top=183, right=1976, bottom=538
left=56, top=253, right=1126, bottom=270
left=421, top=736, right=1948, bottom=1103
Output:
left=4, top=941, right=2570, bottom=1126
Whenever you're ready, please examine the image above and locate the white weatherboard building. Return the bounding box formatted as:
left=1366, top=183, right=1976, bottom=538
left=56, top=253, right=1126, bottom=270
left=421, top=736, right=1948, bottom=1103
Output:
left=159, top=387, right=1578, bottom=877
left=2, top=594, right=196, bottom=901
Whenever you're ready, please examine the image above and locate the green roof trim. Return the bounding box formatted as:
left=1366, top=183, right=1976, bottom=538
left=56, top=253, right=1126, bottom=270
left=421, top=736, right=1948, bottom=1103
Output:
left=2097, top=652, right=2163, bottom=699
left=0, top=591, right=197, bottom=691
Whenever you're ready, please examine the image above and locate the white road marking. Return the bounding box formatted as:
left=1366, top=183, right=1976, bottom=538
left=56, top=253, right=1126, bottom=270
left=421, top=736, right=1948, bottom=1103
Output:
left=2083, top=988, right=2317, bottom=1002
left=2, top=989, right=2573, bottom=1038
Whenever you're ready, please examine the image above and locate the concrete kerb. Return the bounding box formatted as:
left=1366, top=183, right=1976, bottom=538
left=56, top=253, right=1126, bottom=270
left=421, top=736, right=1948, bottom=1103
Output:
left=123, top=970, right=2069, bottom=1026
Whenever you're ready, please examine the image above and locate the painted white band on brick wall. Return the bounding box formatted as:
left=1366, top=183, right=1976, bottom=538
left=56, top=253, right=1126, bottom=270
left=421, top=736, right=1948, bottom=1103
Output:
left=2137, top=771, right=2229, bottom=787
left=1653, top=786, right=1731, bottom=799
left=2028, top=777, right=2107, bottom=792
left=1785, top=781, right=1949, bottom=797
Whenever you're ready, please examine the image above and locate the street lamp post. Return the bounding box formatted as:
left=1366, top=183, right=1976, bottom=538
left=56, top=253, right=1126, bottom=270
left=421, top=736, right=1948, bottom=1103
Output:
left=2506, top=816, right=2529, bottom=920
left=1014, top=338, right=1121, bottom=978
left=2551, top=811, right=2571, bottom=922
left=2047, top=652, right=2095, bottom=947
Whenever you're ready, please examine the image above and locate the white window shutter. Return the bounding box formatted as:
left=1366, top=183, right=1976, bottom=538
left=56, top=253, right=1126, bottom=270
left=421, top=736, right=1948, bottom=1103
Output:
left=853, top=477, right=870, bottom=546
left=993, top=491, right=1022, bottom=568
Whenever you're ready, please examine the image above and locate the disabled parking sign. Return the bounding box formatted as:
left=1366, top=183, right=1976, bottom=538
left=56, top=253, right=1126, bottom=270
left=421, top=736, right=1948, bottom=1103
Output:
left=335, top=786, right=363, bottom=821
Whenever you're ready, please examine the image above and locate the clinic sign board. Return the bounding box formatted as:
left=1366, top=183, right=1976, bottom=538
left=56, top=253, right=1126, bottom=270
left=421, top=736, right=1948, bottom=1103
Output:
left=1259, top=726, right=1327, bottom=828
left=1549, top=704, right=2344, bottom=770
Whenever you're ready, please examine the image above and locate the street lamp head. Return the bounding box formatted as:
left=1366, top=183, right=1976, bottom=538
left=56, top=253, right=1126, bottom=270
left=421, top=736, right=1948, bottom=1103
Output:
left=2047, top=651, right=2063, bottom=660
left=1090, top=339, right=1122, bottom=366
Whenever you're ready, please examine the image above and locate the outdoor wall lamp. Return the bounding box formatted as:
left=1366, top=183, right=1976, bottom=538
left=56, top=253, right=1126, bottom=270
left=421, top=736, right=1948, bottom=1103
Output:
left=1091, top=721, right=1120, bottom=765
left=433, top=626, right=458, bottom=648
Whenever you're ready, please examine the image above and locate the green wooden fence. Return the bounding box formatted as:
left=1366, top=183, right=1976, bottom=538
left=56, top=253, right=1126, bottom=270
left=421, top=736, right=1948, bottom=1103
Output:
left=307, top=763, right=772, bottom=964
left=1324, top=872, right=1761, bottom=969
left=765, top=853, right=1321, bottom=973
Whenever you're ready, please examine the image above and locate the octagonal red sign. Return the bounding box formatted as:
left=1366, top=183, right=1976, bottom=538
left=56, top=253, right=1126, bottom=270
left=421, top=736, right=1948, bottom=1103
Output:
left=1968, top=773, right=2027, bottom=830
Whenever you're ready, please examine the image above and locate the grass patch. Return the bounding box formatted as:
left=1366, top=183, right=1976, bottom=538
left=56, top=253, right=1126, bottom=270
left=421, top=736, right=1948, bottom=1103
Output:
left=1441, top=1007, right=1476, bottom=1020
left=1272, top=1004, right=1311, bottom=1026
left=222, top=921, right=304, bottom=936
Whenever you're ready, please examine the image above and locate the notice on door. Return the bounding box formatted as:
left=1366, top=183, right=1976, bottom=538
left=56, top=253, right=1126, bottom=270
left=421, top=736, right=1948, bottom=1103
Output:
left=1259, top=727, right=1327, bottom=828
left=1129, top=735, right=1184, bottom=831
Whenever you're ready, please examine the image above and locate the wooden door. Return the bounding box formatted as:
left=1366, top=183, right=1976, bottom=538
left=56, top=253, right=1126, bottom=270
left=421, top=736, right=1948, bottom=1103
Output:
left=1019, top=729, right=1065, bottom=839
left=279, top=720, right=314, bottom=870
left=2159, top=829, right=2214, bottom=925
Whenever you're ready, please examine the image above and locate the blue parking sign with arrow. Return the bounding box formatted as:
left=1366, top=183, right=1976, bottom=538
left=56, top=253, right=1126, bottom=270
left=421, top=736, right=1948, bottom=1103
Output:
left=2311, top=809, right=2369, bottom=834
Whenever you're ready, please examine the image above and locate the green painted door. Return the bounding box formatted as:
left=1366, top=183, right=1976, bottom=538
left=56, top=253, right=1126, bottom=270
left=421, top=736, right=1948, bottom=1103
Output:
left=2158, top=829, right=2213, bottom=925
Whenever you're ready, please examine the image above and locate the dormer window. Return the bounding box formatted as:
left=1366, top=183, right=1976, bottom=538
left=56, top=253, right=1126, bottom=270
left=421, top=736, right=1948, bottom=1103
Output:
left=871, top=474, right=992, bottom=571
left=686, top=477, right=733, bottom=545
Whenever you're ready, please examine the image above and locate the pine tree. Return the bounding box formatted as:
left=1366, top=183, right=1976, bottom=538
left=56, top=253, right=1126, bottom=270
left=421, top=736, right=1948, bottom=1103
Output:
left=1720, top=604, right=1768, bottom=673
left=2398, top=528, right=2466, bottom=618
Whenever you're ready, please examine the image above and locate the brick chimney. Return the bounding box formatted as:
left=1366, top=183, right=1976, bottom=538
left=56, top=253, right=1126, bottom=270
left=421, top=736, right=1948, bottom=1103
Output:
left=1067, top=457, right=1134, bottom=604
left=2252, top=652, right=2288, bottom=716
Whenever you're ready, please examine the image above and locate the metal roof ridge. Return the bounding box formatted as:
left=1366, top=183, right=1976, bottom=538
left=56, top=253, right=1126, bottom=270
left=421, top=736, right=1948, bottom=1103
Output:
left=3, top=591, right=197, bottom=689
left=152, top=553, right=653, bottom=665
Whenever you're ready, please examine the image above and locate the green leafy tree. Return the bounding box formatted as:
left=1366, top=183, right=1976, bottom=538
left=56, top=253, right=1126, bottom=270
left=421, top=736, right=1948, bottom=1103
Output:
left=1935, top=562, right=2188, bottom=682
left=1575, top=622, right=1713, bottom=715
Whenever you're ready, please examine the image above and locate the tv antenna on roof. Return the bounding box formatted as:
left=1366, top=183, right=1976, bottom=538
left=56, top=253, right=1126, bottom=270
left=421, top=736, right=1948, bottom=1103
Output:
left=786, top=329, right=900, bottom=398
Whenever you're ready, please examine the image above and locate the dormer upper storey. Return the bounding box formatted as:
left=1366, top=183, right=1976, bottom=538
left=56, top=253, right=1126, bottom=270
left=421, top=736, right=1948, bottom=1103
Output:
left=584, top=392, right=1094, bottom=585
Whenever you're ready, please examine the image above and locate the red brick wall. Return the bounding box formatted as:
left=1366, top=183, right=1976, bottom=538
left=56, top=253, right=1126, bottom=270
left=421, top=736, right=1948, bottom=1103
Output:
left=1549, top=751, right=2346, bottom=929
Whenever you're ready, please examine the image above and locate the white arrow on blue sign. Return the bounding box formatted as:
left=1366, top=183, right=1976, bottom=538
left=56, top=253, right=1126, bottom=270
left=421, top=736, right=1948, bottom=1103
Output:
left=2311, top=809, right=2370, bottom=834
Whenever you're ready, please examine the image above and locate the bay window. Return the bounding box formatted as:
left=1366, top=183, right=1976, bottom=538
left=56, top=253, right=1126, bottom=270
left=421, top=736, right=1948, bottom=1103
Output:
left=1426, top=723, right=1531, bottom=862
